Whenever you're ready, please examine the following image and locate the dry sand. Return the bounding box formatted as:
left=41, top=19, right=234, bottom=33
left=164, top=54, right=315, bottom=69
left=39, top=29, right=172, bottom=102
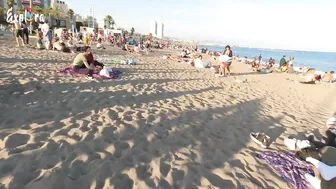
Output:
left=0, top=36, right=336, bottom=189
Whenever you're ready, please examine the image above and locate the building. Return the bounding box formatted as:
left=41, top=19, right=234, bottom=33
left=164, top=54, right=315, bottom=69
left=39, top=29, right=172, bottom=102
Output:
left=74, top=14, right=85, bottom=22
left=50, top=0, right=68, bottom=16
left=156, top=22, right=164, bottom=39
left=150, top=21, right=157, bottom=36
left=150, top=21, right=164, bottom=39
left=21, top=0, right=43, bottom=8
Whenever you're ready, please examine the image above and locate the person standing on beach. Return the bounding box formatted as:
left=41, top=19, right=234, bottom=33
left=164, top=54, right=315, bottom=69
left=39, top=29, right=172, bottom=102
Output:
left=11, top=19, right=25, bottom=47
left=258, top=54, right=262, bottom=64
left=280, top=55, right=286, bottom=67
left=21, top=21, right=29, bottom=45
left=41, top=20, right=50, bottom=49
left=217, top=45, right=233, bottom=76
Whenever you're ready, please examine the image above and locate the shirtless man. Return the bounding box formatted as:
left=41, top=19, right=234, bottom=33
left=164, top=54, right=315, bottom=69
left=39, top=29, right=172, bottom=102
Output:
left=12, top=19, right=25, bottom=47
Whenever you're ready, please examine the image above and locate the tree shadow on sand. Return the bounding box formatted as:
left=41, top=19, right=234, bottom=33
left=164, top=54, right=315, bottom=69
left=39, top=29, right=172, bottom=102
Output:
left=0, top=93, right=286, bottom=188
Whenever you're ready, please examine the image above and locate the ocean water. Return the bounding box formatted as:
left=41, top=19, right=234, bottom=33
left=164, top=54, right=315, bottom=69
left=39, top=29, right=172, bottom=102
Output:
left=200, top=46, right=336, bottom=72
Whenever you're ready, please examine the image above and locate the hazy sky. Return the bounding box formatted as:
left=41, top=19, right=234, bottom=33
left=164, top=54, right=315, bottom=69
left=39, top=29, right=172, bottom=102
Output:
left=67, top=0, right=336, bottom=52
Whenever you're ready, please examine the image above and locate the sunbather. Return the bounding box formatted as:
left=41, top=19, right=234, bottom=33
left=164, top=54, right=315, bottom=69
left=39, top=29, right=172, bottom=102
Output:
left=297, top=146, right=336, bottom=189
left=284, top=116, right=336, bottom=189
left=321, top=72, right=335, bottom=83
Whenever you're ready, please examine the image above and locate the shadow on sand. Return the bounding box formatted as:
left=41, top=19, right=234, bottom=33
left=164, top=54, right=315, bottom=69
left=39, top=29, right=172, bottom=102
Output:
left=0, top=76, right=287, bottom=188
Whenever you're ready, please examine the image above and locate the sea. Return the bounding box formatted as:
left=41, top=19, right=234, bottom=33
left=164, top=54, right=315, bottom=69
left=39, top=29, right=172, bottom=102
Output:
left=199, top=46, right=336, bottom=72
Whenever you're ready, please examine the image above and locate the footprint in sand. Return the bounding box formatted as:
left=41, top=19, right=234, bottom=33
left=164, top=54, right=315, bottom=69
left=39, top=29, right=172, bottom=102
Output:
left=113, top=141, right=130, bottom=159
left=136, top=163, right=153, bottom=180
left=159, top=159, right=171, bottom=177
left=4, top=133, right=30, bottom=149
left=110, top=174, right=134, bottom=189
left=67, top=159, right=84, bottom=180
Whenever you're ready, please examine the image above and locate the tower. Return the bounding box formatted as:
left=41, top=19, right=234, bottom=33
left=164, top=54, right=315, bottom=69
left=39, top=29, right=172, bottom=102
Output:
left=150, top=21, right=157, bottom=36
left=156, top=22, right=164, bottom=39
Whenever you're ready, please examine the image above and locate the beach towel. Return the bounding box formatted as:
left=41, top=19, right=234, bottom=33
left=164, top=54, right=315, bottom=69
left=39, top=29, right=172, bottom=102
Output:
left=57, top=67, right=121, bottom=79
left=96, top=57, right=127, bottom=64
left=257, top=151, right=314, bottom=189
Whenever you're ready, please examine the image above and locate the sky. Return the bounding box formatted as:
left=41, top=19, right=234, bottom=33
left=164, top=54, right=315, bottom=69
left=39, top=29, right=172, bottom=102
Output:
left=67, top=0, right=336, bottom=52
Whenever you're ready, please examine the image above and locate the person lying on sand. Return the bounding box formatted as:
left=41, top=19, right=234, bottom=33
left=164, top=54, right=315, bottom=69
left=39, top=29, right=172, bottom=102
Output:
left=72, top=46, right=100, bottom=79
left=52, top=38, right=75, bottom=53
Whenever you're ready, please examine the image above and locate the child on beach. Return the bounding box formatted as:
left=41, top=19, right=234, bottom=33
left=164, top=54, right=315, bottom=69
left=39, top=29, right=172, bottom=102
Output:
left=36, top=29, right=43, bottom=49
left=96, top=38, right=105, bottom=49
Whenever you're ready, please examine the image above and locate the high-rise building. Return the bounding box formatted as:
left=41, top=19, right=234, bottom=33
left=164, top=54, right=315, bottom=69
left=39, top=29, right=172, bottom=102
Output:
left=156, top=22, right=164, bottom=39
left=150, top=21, right=157, bottom=36
left=150, top=21, right=164, bottom=39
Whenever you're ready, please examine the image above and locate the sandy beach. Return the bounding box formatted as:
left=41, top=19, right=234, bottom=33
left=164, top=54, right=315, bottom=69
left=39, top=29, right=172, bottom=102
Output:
left=0, top=36, right=336, bottom=189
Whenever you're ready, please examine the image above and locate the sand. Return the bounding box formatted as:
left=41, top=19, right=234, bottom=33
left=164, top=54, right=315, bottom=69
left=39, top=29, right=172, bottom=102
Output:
left=0, top=36, right=335, bottom=189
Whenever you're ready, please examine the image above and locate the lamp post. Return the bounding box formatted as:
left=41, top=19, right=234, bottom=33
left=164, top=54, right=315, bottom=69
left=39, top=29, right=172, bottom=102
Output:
left=29, top=0, right=33, bottom=34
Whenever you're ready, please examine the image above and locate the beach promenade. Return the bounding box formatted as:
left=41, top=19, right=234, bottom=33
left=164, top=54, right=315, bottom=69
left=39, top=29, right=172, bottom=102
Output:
left=0, top=36, right=335, bottom=189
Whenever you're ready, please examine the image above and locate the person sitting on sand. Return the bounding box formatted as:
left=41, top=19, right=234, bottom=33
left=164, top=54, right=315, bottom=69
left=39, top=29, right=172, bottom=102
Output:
left=180, top=50, right=187, bottom=58
left=321, top=71, right=335, bottom=83
left=96, top=38, right=105, bottom=49
left=268, top=57, right=275, bottom=67
left=52, top=38, right=64, bottom=51
left=250, top=58, right=258, bottom=68
left=84, top=47, right=104, bottom=70
left=125, top=43, right=133, bottom=52
left=72, top=46, right=96, bottom=79
left=194, top=55, right=211, bottom=68
left=283, top=116, right=336, bottom=189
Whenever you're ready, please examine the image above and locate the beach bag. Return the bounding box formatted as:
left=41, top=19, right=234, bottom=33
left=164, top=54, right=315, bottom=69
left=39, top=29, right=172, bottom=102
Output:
left=99, top=66, right=112, bottom=77
left=128, top=58, right=136, bottom=65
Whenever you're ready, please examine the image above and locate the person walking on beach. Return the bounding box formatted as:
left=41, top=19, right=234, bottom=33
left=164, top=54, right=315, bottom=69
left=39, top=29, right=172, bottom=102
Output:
left=218, top=45, right=233, bottom=76
left=11, top=19, right=25, bottom=47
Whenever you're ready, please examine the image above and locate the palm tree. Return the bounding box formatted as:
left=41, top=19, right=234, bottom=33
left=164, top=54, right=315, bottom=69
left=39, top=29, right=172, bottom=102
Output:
left=130, top=27, right=135, bottom=36
left=16, top=8, right=24, bottom=14
left=48, top=7, right=61, bottom=19
left=6, top=0, right=14, bottom=7
left=32, top=7, right=44, bottom=15
left=67, top=9, right=74, bottom=19
left=104, top=15, right=115, bottom=29
left=0, top=8, right=6, bottom=24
